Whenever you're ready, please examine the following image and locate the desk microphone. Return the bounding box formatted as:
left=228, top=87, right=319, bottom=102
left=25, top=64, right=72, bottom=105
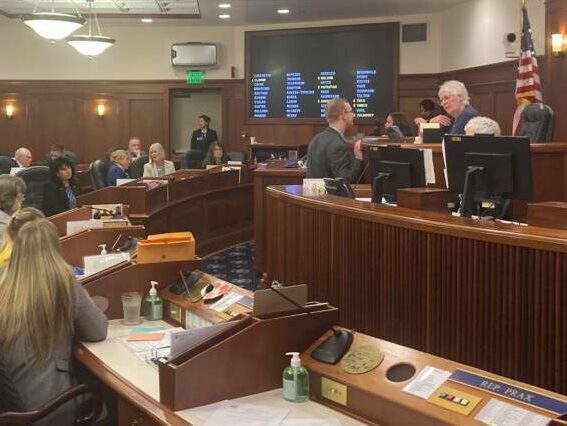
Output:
left=269, top=282, right=353, bottom=365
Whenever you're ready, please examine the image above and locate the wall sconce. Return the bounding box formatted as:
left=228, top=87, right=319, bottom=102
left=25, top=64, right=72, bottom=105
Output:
left=551, top=33, right=564, bottom=56
left=96, top=103, right=105, bottom=118
left=5, top=104, right=14, bottom=119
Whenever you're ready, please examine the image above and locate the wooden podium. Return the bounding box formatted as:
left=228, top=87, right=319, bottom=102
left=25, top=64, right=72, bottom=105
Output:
left=158, top=303, right=339, bottom=410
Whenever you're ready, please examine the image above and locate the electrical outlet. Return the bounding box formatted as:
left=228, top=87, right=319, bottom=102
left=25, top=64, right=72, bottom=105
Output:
left=321, top=377, right=347, bottom=406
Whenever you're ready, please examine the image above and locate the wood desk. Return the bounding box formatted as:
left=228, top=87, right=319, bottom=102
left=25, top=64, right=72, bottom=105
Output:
left=76, top=170, right=254, bottom=257
left=76, top=320, right=363, bottom=426
left=253, top=165, right=306, bottom=271
left=264, top=185, right=567, bottom=395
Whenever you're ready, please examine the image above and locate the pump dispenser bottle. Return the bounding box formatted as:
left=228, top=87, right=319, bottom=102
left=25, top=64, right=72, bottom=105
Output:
left=143, top=281, right=163, bottom=321
left=282, top=352, right=309, bottom=402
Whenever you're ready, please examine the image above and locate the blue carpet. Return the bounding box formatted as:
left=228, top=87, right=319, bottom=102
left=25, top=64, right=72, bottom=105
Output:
left=202, top=241, right=260, bottom=291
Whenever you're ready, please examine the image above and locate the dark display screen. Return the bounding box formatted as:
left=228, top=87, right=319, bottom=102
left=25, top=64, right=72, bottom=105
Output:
left=246, top=24, right=399, bottom=121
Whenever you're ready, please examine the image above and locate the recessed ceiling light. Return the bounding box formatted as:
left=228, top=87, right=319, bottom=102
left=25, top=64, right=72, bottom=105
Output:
left=219, top=14, right=231, bottom=19
left=277, top=8, right=290, bottom=14
left=218, top=3, right=231, bottom=8
left=141, top=18, right=153, bottom=23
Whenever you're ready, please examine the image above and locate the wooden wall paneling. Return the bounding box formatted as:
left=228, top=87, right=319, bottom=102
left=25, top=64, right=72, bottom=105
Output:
left=0, top=95, right=30, bottom=156
left=545, top=0, right=567, bottom=141
left=80, top=97, right=123, bottom=161
left=222, top=83, right=246, bottom=154
left=128, top=98, right=165, bottom=152
left=34, top=97, right=81, bottom=160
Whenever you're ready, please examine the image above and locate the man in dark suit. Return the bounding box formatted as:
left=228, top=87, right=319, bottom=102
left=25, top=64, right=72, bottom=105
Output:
left=306, top=98, right=363, bottom=184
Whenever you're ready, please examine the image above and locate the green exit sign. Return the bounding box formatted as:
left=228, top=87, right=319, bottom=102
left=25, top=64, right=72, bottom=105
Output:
left=187, top=71, right=205, bottom=84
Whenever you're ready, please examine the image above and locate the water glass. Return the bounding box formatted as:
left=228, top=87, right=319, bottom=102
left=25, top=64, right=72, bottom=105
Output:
left=121, top=292, right=142, bottom=325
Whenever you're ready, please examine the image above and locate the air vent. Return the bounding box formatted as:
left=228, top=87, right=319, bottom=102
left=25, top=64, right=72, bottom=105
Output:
left=402, top=23, right=427, bottom=43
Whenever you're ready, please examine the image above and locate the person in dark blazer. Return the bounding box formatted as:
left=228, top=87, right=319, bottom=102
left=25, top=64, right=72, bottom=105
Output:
left=306, top=98, right=363, bottom=184
left=106, top=149, right=131, bottom=186
left=430, top=80, right=479, bottom=134
left=42, top=157, right=80, bottom=217
left=190, top=114, right=218, bottom=155
left=0, top=219, right=107, bottom=425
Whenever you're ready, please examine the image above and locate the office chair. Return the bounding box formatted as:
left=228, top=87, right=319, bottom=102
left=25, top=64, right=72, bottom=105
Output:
left=0, top=357, right=102, bottom=425
left=15, top=166, right=50, bottom=210
left=0, top=156, right=17, bottom=175
left=226, top=151, right=246, bottom=163
left=89, top=160, right=109, bottom=190
left=128, top=155, right=148, bottom=179
left=518, top=103, right=554, bottom=143
left=183, top=150, right=206, bottom=169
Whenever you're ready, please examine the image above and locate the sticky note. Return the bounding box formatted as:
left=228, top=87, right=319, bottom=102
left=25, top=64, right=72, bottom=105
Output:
left=127, top=333, right=165, bottom=342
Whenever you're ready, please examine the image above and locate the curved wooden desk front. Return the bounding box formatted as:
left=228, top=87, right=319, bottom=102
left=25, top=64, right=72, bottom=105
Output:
left=264, top=185, right=567, bottom=395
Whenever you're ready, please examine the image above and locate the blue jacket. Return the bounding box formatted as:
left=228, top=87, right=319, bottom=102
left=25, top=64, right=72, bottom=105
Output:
left=106, top=163, right=129, bottom=186
left=449, top=105, right=480, bottom=135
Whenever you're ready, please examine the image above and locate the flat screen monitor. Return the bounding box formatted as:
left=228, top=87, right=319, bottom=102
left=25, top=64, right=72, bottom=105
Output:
left=245, top=23, right=399, bottom=122
left=443, top=135, right=533, bottom=218
left=368, top=146, right=426, bottom=203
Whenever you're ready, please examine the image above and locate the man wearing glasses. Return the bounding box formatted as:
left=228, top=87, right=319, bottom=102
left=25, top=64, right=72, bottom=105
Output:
left=306, top=98, right=363, bottom=184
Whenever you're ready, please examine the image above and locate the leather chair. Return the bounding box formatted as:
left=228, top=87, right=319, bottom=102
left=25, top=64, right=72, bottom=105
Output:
left=128, top=155, right=148, bottom=179
left=227, top=151, right=246, bottom=163
left=15, top=166, right=51, bottom=210
left=0, top=156, right=17, bottom=175
left=183, top=150, right=206, bottom=169
left=89, top=160, right=109, bottom=190
left=518, top=103, right=554, bottom=143
left=0, top=357, right=102, bottom=425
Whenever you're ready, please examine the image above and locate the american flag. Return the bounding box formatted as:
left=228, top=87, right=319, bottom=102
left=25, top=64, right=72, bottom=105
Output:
left=512, top=3, right=543, bottom=135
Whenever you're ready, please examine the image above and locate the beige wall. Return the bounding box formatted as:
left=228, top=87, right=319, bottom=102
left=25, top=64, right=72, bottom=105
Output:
left=0, top=0, right=545, bottom=79
left=170, top=90, right=223, bottom=153
left=440, top=0, right=545, bottom=72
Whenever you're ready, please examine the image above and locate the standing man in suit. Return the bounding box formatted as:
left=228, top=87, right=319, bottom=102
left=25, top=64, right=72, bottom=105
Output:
left=190, top=114, right=218, bottom=155
left=307, top=98, right=363, bottom=184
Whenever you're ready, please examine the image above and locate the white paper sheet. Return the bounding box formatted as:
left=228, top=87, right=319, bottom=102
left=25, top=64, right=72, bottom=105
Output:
left=282, top=419, right=342, bottom=426
left=422, top=149, right=436, bottom=184
left=203, top=402, right=288, bottom=426
left=402, top=366, right=451, bottom=399
left=209, top=291, right=243, bottom=312
left=475, top=399, right=550, bottom=426
left=66, top=219, right=103, bottom=236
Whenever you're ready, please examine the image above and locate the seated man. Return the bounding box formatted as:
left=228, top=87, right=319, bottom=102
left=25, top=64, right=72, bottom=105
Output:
left=13, top=147, right=32, bottom=168
left=106, top=149, right=131, bottom=186
left=128, top=137, right=146, bottom=161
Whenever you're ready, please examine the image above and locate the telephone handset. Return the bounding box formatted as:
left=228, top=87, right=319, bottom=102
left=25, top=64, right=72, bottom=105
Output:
left=323, top=177, right=355, bottom=199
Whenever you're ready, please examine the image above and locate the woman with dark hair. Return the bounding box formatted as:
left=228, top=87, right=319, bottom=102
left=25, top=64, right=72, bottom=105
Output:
left=42, top=157, right=81, bottom=217
left=202, top=142, right=231, bottom=167
left=386, top=112, right=415, bottom=137
left=190, top=114, right=219, bottom=155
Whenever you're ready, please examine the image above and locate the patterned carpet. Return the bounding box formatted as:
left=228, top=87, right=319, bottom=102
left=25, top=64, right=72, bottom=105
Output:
left=202, top=241, right=260, bottom=291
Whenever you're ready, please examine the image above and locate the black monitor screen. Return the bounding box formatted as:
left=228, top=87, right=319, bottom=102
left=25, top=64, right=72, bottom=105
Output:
left=245, top=23, right=399, bottom=122
left=443, top=135, right=532, bottom=200
left=368, top=146, right=426, bottom=203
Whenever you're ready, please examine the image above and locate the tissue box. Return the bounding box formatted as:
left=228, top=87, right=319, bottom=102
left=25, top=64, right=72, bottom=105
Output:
left=137, top=232, right=195, bottom=264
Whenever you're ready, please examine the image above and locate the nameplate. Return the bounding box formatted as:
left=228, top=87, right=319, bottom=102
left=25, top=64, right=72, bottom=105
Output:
left=449, top=369, right=567, bottom=415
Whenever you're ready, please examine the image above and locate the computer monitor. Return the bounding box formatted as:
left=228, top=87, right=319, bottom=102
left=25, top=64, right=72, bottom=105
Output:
left=368, top=145, right=426, bottom=204
left=443, top=134, right=533, bottom=218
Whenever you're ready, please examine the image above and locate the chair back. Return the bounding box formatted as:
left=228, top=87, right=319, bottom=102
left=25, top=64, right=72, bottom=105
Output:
left=519, top=103, right=554, bottom=143
left=0, top=157, right=17, bottom=175
left=227, top=151, right=246, bottom=163
left=15, top=166, right=51, bottom=210
left=183, top=150, right=206, bottom=169
left=128, top=155, right=148, bottom=179
left=89, top=160, right=109, bottom=190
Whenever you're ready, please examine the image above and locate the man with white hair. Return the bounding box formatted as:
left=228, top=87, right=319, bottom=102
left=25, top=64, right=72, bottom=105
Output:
left=464, top=116, right=502, bottom=136
left=430, top=80, right=480, bottom=135
left=13, top=147, right=32, bottom=168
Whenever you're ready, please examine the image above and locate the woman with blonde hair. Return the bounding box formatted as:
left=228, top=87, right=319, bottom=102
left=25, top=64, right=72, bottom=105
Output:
left=0, top=175, right=26, bottom=243
left=0, top=207, right=45, bottom=268
left=143, top=142, right=175, bottom=177
left=0, top=219, right=107, bottom=423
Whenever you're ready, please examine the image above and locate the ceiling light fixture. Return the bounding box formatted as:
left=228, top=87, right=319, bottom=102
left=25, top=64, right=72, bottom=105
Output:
left=277, top=9, right=290, bottom=14
left=23, top=0, right=85, bottom=41
left=219, top=14, right=231, bottom=19
left=66, top=0, right=115, bottom=57
left=218, top=3, right=231, bottom=8
left=141, top=18, right=153, bottom=23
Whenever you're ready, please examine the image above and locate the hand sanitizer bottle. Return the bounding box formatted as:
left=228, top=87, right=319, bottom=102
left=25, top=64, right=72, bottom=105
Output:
left=143, top=281, right=163, bottom=321
left=282, top=352, right=309, bottom=402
